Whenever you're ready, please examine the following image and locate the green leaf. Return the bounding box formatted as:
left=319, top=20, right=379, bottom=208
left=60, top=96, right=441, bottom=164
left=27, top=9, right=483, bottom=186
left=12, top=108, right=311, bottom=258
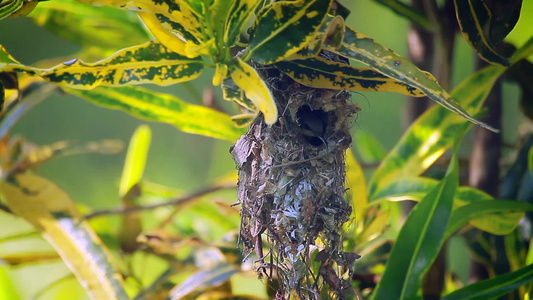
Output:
left=369, top=66, right=501, bottom=197
left=229, top=58, right=277, bottom=124
left=484, top=0, right=523, bottom=44
left=0, top=173, right=128, bottom=300
left=29, top=0, right=150, bottom=52
left=327, top=25, right=498, bottom=132
left=248, top=0, right=333, bottom=64
left=373, top=0, right=432, bottom=30
left=119, top=125, right=151, bottom=197
left=0, top=265, right=19, bottom=300
left=353, top=130, right=386, bottom=163
left=372, top=144, right=459, bottom=300
left=441, top=264, right=533, bottom=300
left=454, top=0, right=510, bottom=66
left=224, top=0, right=262, bottom=47
left=1, top=41, right=204, bottom=89
left=221, top=77, right=256, bottom=111
left=371, top=176, right=526, bottom=235
left=0, top=0, right=23, bottom=20
left=169, top=263, right=240, bottom=300
left=64, top=86, right=245, bottom=142
left=275, top=57, right=426, bottom=97
left=445, top=201, right=533, bottom=239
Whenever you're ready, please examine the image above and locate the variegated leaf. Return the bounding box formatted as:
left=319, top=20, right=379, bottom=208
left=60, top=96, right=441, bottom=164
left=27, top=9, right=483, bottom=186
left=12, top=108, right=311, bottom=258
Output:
left=224, top=0, right=262, bottom=47
left=221, top=77, right=256, bottom=111
left=275, top=57, right=425, bottom=97
left=454, top=0, right=510, bottom=66
left=248, top=0, right=333, bottom=64
left=230, top=58, right=277, bottom=124
left=0, top=0, right=23, bottom=20
left=326, top=25, right=498, bottom=132
left=65, top=86, right=245, bottom=142
left=0, top=41, right=204, bottom=89
left=0, top=172, right=128, bottom=300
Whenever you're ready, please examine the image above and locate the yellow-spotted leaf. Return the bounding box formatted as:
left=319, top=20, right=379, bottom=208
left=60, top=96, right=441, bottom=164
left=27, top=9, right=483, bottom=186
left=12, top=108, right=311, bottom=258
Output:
left=326, top=25, right=498, bottom=132
left=29, top=0, right=149, bottom=53
left=65, top=85, right=245, bottom=141
left=248, top=0, right=333, bottom=64
left=0, top=0, right=23, bottom=20
left=230, top=58, right=277, bottom=124
left=345, top=149, right=367, bottom=221
left=285, top=15, right=345, bottom=61
left=0, top=172, right=128, bottom=300
left=231, top=113, right=256, bottom=128
left=275, top=57, right=425, bottom=97
left=368, top=36, right=533, bottom=197
left=454, top=0, right=510, bottom=66
left=224, top=0, right=261, bottom=47
left=0, top=41, right=203, bottom=89
left=221, top=77, right=256, bottom=111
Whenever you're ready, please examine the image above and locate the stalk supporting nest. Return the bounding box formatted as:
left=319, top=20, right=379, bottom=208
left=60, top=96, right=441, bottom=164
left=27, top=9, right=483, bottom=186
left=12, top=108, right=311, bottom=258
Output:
left=232, top=55, right=360, bottom=300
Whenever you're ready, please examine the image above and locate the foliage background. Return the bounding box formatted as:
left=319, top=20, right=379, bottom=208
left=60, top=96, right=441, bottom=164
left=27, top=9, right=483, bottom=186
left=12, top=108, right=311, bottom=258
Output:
left=0, top=0, right=531, bottom=299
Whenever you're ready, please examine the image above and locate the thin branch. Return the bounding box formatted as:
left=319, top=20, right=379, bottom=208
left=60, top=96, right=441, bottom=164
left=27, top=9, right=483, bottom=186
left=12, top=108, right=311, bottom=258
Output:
left=84, top=184, right=236, bottom=220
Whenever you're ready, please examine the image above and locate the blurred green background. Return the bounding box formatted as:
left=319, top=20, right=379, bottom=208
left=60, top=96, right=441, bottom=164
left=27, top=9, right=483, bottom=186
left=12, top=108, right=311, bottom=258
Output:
left=0, top=0, right=531, bottom=298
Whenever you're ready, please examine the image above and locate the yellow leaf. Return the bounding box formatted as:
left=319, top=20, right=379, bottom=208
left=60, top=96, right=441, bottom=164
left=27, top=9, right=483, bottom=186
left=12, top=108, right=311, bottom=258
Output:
left=0, top=173, right=128, bottom=300
left=138, top=11, right=188, bottom=57
left=345, top=149, right=367, bottom=221
left=230, top=59, right=277, bottom=125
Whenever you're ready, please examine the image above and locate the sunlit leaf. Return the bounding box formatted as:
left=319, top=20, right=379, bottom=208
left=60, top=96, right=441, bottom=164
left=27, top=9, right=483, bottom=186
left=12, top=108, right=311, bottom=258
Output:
left=0, top=265, right=19, bottom=300
left=345, top=149, right=367, bottom=221
left=0, top=0, right=23, bottom=20
left=119, top=125, right=151, bottom=197
left=248, top=0, right=333, bottom=64
left=275, top=57, right=426, bottom=96
left=445, top=201, right=533, bottom=239
left=454, top=0, right=510, bottom=66
left=1, top=252, right=60, bottom=265
left=326, top=25, right=498, bottom=132
left=0, top=172, right=128, bottom=300
left=169, top=263, right=240, bottom=300
left=29, top=0, right=149, bottom=52
left=372, top=141, right=459, bottom=300
left=65, top=86, right=245, bottom=141
left=231, top=113, right=256, bottom=128
left=7, top=0, right=36, bottom=17
left=441, top=264, right=533, bottom=300
left=230, top=58, right=277, bottom=124
left=368, top=37, right=533, bottom=197
left=356, top=209, right=390, bottom=245
left=0, top=42, right=204, bottom=89
left=371, top=176, right=526, bottom=235
left=138, top=12, right=189, bottom=57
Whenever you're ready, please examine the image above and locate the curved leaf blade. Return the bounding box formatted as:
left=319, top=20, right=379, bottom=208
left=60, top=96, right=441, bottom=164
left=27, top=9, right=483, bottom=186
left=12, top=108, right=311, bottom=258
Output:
left=224, top=0, right=262, bottom=47
left=0, top=173, right=128, bottom=300
left=275, top=57, right=425, bottom=96
left=1, top=41, right=204, bottom=89
left=328, top=25, right=498, bottom=132
left=248, top=0, right=333, bottom=64
left=346, top=149, right=367, bottom=221
left=441, top=264, right=533, bottom=300
left=138, top=12, right=188, bottom=56
left=230, top=58, right=277, bottom=124
left=372, top=147, right=459, bottom=300
left=0, top=0, right=23, bottom=20
left=65, top=86, right=245, bottom=142
left=169, top=263, right=239, bottom=300
left=29, top=0, right=150, bottom=52
left=454, top=0, right=510, bottom=66
left=119, top=125, right=151, bottom=197
left=372, top=176, right=527, bottom=235
left=445, top=201, right=533, bottom=239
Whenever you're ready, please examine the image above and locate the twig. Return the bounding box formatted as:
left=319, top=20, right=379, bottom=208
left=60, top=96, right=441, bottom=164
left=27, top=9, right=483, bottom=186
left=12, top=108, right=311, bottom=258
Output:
left=84, top=184, right=236, bottom=220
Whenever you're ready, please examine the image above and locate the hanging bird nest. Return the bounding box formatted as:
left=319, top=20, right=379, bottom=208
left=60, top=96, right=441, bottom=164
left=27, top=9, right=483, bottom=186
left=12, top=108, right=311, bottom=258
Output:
left=231, top=53, right=360, bottom=299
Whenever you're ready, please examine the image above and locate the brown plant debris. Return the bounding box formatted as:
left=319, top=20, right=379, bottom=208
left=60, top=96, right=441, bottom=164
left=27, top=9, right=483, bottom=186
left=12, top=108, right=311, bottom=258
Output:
left=231, top=54, right=360, bottom=300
